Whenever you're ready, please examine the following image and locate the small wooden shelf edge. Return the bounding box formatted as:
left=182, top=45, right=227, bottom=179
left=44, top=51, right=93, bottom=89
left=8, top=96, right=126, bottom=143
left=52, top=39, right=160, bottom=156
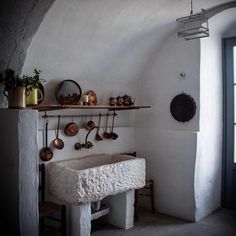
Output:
left=30, top=104, right=151, bottom=112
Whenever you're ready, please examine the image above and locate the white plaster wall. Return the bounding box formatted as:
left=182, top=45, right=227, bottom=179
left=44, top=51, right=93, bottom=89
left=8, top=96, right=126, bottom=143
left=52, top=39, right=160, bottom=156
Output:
left=195, top=8, right=236, bottom=221
left=38, top=120, right=136, bottom=163
left=22, top=0, right=228, bottom=107
left=135, top=31, right=200, bottom=221
left=0, top=109, right=38, bottom=236
left=21, top=0, right=235, bottom=223
left=196, top=34, right=223, bottom=222
left=135, top=32, right=200, bottom=131
left=136, top=129, right=197, bottom=220
left=135, top=5, right=236, bottom=222
left=37, top=109, right=136, bottom=164
left=19, top=111, right=39, bottom=236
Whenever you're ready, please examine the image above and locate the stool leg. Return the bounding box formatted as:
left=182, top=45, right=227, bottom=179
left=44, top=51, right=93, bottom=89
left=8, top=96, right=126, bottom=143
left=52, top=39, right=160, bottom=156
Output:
left=150, top=180, right=155, bottom=213
left=61, top=205, right=66, bottom=236
left=134, top=189, right=139, bottom=221
left=39, top=218, right=44, bottom=236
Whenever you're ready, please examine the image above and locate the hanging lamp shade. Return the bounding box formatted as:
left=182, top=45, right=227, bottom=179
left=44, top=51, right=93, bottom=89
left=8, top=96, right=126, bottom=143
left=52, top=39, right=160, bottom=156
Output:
left=176, top=12, right=209, bottom=40
left=176, top=0, right=209, bottom=40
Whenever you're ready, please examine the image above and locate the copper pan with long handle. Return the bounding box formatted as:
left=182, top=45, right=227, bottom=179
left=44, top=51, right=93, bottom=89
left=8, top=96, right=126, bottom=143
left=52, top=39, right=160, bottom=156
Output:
left=40, top=121, right=53, bottom=161
left=53, top=115, right=64, bottom=149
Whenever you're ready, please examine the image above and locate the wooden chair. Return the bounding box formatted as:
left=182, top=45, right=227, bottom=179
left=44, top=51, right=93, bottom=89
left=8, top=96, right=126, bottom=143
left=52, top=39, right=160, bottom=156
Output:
left=39, top=163, right=66, bottom=236
left=134, top=179, right=155, bottom=221
left=121, top=152, right=155, bottom=221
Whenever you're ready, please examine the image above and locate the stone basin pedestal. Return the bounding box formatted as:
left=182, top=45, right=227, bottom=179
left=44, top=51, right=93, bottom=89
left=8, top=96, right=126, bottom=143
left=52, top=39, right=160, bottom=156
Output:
left=71, top=190, right=134, bottom=236
left=47, top=153, right=146, bottom=235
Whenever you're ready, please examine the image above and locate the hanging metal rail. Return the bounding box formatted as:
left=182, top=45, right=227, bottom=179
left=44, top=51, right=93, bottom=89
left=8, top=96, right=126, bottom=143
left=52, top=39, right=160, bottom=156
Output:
left=42, top=111, right=117, bottom=119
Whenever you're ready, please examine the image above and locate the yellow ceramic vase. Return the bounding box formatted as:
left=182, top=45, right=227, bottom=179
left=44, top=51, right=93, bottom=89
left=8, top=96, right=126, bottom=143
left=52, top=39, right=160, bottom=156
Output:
left=26, top=88, right=43, bottom=105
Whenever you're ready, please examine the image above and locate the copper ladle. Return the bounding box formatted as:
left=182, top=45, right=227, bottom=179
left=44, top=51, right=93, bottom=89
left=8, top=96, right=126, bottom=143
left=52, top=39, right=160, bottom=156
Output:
left=110, top=112, right=118, bottom=140
left=53, top=115, right=64, bottom=150
left=95, top=113, right=102, bottom=141
left=103, top=113, right=111, bottom=139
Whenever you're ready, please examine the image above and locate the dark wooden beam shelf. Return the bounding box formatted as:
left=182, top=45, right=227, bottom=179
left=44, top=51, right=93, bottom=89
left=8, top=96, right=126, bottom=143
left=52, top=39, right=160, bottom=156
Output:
left=31, top=104, right=151, bottom=112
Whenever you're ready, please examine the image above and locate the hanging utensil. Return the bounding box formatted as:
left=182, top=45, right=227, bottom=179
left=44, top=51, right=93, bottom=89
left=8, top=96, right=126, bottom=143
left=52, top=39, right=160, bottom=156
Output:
left=85, top=118, right=96, bottom=130
left=53, top=115, right=64, bottom=150
left=74, top=142, right=82, bottom=150
left=40, top=121, right=53, bottom=161
left=84, top=126, right=95, bottom=149
left=64, top=121, right=79, bottom=136
left=95, top=113, right=102, bottom=141
left=74, top=126, right=95, bottom=150
left=103, top=113, right=111, bottom=139
left=74, top=126, right=82, bottom=150
left=110, top=112, right=118, bottom=140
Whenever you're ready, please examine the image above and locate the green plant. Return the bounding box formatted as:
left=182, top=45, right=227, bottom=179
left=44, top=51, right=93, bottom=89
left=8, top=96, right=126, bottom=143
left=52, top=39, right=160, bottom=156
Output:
left=0, top=68, right=45, bottom=91
left=0, top=69, right=26, bottom=90
left=23, top=69, right=45, bottom=91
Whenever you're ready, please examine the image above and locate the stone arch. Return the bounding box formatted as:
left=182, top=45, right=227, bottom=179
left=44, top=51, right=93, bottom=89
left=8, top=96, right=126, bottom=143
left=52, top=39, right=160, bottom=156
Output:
left=0, top=0, right=55, bottom=74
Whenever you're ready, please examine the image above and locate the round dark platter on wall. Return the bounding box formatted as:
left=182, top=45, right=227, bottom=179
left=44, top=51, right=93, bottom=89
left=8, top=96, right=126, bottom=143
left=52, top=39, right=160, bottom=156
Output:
left=55, top=79, right=82, bottom=105
left=170, top=93, right=196, bottom=122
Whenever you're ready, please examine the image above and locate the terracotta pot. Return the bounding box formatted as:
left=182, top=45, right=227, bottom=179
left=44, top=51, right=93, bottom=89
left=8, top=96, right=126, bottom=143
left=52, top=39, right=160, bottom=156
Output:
left=4, top=87, right=27, bottom=108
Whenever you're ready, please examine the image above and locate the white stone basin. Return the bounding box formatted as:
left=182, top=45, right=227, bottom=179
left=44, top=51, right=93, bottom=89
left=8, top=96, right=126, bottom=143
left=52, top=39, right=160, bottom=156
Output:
left=48, top=153, right=146, bottom=204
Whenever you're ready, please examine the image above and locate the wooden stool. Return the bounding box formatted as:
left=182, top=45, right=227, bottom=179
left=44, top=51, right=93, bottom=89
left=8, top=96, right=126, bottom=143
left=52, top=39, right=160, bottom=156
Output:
left=134, top=179, right=155, bottom=221
left=39, top=164, right=66, bottom=236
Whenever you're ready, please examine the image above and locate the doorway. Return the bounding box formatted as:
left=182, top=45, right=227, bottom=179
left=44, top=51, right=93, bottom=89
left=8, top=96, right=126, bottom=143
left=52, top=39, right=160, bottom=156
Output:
left=223, top=37, right=236, bottom=209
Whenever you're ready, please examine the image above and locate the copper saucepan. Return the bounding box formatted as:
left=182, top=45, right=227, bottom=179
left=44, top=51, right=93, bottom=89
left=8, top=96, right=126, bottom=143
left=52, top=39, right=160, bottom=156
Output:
left=53, top=115, right=64, bottom=149
left=40, top=121, right=53, bottom=161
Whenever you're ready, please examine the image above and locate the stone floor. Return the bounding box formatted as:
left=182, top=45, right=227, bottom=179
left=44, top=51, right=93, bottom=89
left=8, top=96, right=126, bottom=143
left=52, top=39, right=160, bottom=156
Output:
left=91, top=207, right=236, bottom=236
left=42, top=207, right=236, bottom=235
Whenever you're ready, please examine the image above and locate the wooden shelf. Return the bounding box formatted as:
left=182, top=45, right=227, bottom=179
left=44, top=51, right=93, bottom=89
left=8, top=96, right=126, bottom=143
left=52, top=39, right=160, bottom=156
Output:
left=30, top=104, right=151, bottom=112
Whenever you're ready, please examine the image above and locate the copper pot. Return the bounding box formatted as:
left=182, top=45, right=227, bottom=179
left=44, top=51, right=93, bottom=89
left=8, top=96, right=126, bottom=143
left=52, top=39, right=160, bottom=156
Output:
left=64, top=122, right=79, bottom=136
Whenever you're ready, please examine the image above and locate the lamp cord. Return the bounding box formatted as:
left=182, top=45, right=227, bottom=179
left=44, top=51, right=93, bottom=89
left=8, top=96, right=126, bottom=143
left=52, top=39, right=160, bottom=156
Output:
left=190, top=0, right=193, bottom=15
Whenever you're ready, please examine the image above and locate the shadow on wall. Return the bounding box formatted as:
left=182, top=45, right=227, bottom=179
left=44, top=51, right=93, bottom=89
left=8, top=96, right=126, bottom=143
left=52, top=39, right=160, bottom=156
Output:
left=0, top=85, right=7, bottom=107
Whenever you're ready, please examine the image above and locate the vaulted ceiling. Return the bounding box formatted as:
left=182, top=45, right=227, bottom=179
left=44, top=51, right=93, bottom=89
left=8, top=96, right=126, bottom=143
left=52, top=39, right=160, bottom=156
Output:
left=0, top=0, right=233, bottom=74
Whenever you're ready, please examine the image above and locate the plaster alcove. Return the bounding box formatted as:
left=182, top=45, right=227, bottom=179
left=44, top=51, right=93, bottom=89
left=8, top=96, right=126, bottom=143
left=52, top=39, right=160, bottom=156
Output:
left=1, top=0, right=236, bottom=235
left=136, top=6, right=236, bottom=221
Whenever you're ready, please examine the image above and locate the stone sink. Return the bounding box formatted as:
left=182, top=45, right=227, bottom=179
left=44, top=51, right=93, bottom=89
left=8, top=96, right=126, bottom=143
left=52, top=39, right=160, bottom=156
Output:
left=47, top=153, right=146, bottom=204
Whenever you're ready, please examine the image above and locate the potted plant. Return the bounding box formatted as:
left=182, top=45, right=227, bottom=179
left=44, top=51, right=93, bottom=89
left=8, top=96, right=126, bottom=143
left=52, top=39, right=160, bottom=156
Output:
left=23, top=69, right=45, bottom=106
left=0, top=68, right=44, bottom=108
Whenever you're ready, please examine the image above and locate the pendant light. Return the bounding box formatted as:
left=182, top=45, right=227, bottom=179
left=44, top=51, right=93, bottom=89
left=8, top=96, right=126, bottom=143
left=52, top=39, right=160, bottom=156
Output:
left=176, top=0, right=209, bottom=40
